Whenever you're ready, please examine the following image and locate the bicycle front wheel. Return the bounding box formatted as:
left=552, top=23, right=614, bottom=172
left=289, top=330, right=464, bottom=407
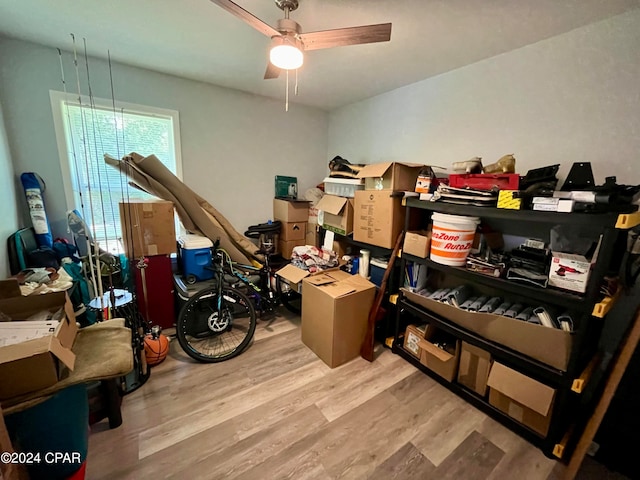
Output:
left=176, top=286, right=257, bottom=363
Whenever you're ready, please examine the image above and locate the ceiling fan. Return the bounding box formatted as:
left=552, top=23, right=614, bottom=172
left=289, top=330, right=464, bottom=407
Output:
left=210, top=0, right=392, bottom=79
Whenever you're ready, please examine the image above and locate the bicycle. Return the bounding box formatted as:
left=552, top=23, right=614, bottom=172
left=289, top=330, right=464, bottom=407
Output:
left=176, top=240, right=301, bottom=363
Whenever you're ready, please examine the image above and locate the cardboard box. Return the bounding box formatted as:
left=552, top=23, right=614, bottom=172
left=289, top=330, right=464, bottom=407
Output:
left=353, top=190, right=405, bottom=249
left=403, top=324, right=426, bottom=358
left=279, top=239, right=305, bottom=259
left=316, top=195, right=354, bottom=236
left=280, top=221, right=306, bottom=241
left=276, top=262, right=345, bottom=295
left=120, top=200, right=176, bottom=258
left=417, top=324, right=461, bottom=382
left=0, top=283, right=78, bottom=399
left=548, top=252, right=591, bottom=294
left=402, top=288, right=572, bottom=371
left=273, top=198, right=311, bottom=223
left=487, top=362, right=556, bottom=436
left=457, top=342, right=492, bottom=397
left=301, top=270, right=376, bottom=368
left=356, top=162, right=424, bottom=191
left=306, top=223, right=320, bottom=248
left=403, top=230, right=431, bottom=258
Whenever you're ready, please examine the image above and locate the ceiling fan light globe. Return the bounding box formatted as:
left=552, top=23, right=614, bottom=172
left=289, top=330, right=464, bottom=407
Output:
left=269, top=44, right=303, bottom=70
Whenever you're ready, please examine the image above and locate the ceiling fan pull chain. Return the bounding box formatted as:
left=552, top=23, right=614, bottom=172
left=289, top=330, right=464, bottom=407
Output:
left=295, top=68, right=299, bottom=96
left=285, top=69, right=289, bottom=112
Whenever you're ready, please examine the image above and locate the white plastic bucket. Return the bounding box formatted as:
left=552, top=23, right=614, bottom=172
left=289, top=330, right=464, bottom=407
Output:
left=429, top=213, right=480, bottom=266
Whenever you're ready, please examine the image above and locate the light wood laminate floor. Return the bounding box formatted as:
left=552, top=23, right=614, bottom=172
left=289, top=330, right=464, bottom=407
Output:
left=85, top=311, right=616, bottom=479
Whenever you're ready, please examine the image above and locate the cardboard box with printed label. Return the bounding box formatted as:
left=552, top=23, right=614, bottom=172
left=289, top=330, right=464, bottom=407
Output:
left=487, top=362, right=556, bottom=436
left=301, top=270, right=375, bottom=368
left=120, top=200, right=176, bottom=258
left=417, top=324, right=461, bottom=382
left=273, top=198, right=311, bottom=223
left=548, top=252, right=591, bottom=294
left=457, top=342, right=492, bottom=397
left=403, top=230, right=432, bottom=258
left=353, top=190, right=404, bottom=249
left=316, top=195, right=354, bottom=236
left=403, top=324, right=426, bottom=358
left=280, top=222, right=306, bottom=242
left=356, top=162, right=424, bottom=191
left=0, top=281, right=78, bottom=399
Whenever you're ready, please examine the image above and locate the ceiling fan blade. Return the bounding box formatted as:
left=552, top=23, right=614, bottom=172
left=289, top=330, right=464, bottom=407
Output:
left=209, top=0, right=280, bottom=37
left=299, top=23, right=391, bottom=51
left=264, top=62, right=281, bottom=80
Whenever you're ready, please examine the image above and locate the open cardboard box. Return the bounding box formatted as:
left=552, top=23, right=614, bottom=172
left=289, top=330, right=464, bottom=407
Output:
left=402, top=288, right=572, bottom=371
left=356, top=162, right=424, bottom=191
left=487, top=362, right=556, bottom=437
left=0, top=280, right=78, bottom=400
left=316, top=194, right=354, bottom=236
left=417, top=324, right=460, bottom=382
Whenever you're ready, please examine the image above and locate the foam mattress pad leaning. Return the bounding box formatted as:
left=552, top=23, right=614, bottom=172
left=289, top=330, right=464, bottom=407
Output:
left=1, top=319, right=133, bottom=414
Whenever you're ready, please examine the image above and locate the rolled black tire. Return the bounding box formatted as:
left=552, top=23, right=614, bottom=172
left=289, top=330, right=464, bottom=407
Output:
left=176, top=286, right=257, bottom=363
left=275, top=275, right=302, bottom=316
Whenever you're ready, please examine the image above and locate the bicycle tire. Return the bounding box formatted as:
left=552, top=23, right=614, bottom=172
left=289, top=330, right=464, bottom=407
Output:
left=275, top=275, right=302, bottom=315
left=176, top=286, right=257, bottom=363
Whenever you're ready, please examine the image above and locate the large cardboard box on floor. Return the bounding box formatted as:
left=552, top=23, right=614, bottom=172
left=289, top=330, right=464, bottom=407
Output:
left=316, top=195, right=354, bottom=236
left=301, top=270, right=375, bottom=368
left=273, top=198, right=311, bottom=223
left=0, top=281, right=78, bottom=399
left=457, top=342, right=492, bottom=397
left=120, top=200, right=176, bottom=258
left=353, top=190, right=404, bottom=249
left=487, top=362, right=556, bottom=436
left=356, top=162, right=424, bottom=191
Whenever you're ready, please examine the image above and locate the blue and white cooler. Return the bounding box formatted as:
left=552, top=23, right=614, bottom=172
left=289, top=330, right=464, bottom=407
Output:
left=178, top=234, right=214, bottom=284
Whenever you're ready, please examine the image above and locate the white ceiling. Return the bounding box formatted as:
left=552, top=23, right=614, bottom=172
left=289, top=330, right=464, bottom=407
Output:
left=1, top=0, right=639, bottom=110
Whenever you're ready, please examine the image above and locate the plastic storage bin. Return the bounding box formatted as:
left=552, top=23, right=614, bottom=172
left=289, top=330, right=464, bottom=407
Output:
left=178, top=234, right=214, bottom=284
left=4, top=384, right=89, bottom=480
left=323, top=177, right=364, bottom=198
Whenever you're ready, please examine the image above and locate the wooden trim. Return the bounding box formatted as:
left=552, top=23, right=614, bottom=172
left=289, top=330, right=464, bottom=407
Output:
left=561, top=306, right=640, bottom=479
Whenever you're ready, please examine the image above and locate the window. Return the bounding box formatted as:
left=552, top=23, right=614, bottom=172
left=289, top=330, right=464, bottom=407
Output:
left=50, top=90, right=182, bottom=254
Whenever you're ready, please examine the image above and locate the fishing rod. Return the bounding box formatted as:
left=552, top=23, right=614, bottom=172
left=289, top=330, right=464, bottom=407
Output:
left=70, top=33, right=102, bottom=314
left=82, top=37, right=120, bottom=318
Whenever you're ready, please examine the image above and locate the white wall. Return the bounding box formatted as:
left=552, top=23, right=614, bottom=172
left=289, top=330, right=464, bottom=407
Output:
left=0, top=101, right=20, bottom=277
left=0, top=37, right=329, bottom=240
left=328, top=9, right=640, bottom=186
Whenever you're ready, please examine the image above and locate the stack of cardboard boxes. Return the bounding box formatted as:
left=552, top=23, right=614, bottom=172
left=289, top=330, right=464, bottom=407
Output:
left=272, top=198, right=310, bottom=259
left=353, top=162, right=424, bottom=249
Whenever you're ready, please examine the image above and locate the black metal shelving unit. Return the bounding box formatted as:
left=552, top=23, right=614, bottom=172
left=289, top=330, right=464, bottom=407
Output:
left=393, top=197, right=635, bottom=459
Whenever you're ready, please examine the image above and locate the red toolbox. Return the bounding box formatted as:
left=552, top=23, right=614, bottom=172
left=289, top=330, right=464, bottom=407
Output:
left=449, top=173, right=520, bottom=191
